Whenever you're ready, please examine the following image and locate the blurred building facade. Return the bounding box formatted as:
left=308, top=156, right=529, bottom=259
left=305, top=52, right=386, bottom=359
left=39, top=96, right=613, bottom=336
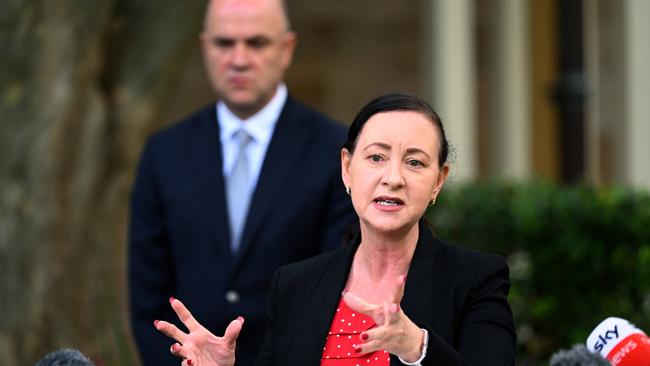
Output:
left=281, top=0, right=650, bottom=189
left=426, top=0, right=650, bottom=189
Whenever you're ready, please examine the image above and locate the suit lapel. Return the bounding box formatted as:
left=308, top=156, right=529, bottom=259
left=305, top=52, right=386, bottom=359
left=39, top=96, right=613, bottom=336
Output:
left=190, top=106, right=232, bottom=259
left=288, top=243, right=357, bottom=365
left=402, top=221, right=437, bottom=327
left=232, top=98, right=313, bottom=269
left=393, top=222, right=437, bottom=365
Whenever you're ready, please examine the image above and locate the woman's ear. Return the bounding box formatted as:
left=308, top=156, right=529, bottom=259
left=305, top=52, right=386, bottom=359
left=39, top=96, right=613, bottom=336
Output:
left=431, top=163, right=450, bottom=201
left=341, top=148, right=352, bottom=189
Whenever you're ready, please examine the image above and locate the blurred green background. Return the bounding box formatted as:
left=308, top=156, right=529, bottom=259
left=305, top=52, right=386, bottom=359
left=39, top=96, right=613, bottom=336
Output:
left=2, top=0, right=649, bottom=365
left=427, top=183, right=650, bottom=364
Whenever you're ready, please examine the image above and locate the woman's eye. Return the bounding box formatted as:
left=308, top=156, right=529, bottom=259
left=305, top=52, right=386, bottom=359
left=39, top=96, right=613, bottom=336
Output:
left=407, top=159, right=423, bottom=167
left=369, top=154, right=383, bottom=162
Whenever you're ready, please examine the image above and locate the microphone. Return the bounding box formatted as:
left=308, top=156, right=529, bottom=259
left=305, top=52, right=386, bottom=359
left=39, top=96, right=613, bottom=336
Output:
left=550, top=344, right=611, bottom=365
left=586, top=317, right=650, bottom=366
left=34, top=348, right=95, bottom=366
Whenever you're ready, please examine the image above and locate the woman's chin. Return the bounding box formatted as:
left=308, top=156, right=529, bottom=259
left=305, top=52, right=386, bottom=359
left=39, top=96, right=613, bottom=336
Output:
left=362, top=217, right=416, bottom=236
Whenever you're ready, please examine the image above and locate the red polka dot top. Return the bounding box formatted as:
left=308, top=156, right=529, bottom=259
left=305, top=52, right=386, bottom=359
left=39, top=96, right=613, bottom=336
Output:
left=321, top=297, right=390, bottom=366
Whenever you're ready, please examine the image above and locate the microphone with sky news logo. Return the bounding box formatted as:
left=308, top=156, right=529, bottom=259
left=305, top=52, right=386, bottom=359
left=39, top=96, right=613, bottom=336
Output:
left=586, top=317, right=650, bottom=366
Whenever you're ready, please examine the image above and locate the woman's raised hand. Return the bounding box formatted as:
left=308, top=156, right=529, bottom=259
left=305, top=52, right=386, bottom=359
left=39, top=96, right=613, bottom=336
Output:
left=343, top=275, right=425, bottom=363
left=154, top=298, right=243, bottom=366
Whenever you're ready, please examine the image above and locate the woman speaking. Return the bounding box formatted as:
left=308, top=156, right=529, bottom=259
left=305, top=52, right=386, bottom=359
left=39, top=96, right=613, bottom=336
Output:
left=154, top=92, right=516, bottom=365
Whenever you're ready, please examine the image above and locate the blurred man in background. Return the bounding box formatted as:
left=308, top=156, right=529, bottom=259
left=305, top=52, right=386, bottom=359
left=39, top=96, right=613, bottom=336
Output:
left=128, top=0, right=355, bottom=365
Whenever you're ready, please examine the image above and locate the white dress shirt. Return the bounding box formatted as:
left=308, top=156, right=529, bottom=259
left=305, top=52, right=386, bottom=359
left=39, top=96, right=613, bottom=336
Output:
left=217, top=84, right=288, bottom=193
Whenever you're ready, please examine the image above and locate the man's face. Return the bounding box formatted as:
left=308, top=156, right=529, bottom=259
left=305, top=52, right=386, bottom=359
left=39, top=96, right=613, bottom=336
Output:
left=201, top=0, right=296, bottom=119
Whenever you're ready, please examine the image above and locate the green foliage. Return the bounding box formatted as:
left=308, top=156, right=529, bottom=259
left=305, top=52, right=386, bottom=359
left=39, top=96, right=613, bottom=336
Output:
left=426, top=181, right=650, bottom=362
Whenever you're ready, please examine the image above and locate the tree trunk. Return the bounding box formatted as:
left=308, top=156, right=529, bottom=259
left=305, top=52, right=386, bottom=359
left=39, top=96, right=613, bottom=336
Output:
left=0, top=1, right=205, bottom=364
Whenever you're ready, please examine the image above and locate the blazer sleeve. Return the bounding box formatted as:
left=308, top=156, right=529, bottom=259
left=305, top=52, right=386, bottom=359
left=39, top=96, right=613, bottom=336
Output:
left=128, top=138, right=178, bottom=366
left=421, top=255, right=516, bottom=366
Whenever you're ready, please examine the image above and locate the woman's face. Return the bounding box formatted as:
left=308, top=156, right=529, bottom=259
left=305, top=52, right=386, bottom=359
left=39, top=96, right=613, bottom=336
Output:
left=342, top=111, right=449, bottom=236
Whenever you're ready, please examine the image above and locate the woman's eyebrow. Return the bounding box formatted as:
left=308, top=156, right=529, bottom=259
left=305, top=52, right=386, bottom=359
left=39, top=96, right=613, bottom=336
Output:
left=362, top=142, right=391, bottom=152
left=405, top=148, right=430, bottom=159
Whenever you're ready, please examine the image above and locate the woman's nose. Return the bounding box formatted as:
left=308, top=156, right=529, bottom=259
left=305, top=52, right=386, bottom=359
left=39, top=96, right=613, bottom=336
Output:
left=382, top=161, right=405, bottom=188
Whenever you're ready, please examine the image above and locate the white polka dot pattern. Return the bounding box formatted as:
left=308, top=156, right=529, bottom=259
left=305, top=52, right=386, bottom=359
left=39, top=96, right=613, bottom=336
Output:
left=321, top=298, right=389, bottom=366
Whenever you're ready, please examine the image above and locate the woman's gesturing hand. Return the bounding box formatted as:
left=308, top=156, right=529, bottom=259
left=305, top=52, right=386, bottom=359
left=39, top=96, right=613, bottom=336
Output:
left=154, top=298, right=244, bottom=366
left=343, top=275, right=425, bottom=363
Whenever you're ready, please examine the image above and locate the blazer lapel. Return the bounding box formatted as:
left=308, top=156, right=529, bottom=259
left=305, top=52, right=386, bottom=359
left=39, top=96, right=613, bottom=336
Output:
left=287, top=243, right=357, bottom=365
left=232, top=98, right=313, bottom=269
left=402, top=221, right=438, bottom=327
left=393, top=222, right=438, bottom=365
left=190, top=106, right=232, bottom=259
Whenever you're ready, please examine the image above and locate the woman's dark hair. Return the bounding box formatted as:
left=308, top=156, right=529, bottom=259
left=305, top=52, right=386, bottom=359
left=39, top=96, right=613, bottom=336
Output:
left=343, top=92, right=449, bottom=167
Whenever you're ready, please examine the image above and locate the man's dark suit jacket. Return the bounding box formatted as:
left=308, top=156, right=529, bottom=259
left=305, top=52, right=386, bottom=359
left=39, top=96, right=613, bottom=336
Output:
left=128, top=97, right=355, bottom=366
left=255, top=220, right=516, bottom=366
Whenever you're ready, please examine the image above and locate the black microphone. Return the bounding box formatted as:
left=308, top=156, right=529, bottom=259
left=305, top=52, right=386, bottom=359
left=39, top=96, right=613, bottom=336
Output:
left=34, top=348, right=95, bottom=366
left=550, top=344, right=611, bottom=366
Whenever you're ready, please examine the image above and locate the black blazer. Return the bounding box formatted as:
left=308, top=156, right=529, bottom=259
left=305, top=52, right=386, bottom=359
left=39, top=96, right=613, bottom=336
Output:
left=255, top=221, right=516, bottom=366
left=128, top=97, right=356, bottom=366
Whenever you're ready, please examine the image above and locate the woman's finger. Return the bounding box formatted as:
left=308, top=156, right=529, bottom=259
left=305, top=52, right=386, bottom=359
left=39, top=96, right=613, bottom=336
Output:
left=170, top=298, right=202, bottom=332
left=356, top=338, right=385, bottom=355
left=170, top=342, right=192, bottom=360
left=155, top=320, right=187, bottom=344
left=360, top=326, right=385, bottom=344
left=169, top=342, right=179, bottom=357
left=388, top=302, right=400, bottom=325
left=343, top=291, right=378, bottom=316
left=389, top=275, right=406, bottom=304
left=223, top=316, right=244, bottom=346
left=383, top=300, right=392, bottom=326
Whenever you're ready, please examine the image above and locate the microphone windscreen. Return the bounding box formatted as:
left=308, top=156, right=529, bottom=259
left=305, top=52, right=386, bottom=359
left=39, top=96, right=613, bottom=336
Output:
left=34, top=348, right=95, bottom=366
left=586, top=317, right=650, bottom=366
left=550, top=344, right=611, bottom=366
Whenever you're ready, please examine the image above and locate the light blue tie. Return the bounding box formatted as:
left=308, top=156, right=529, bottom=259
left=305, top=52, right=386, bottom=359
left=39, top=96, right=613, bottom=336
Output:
left=226, top=129, right=252, bottom=252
